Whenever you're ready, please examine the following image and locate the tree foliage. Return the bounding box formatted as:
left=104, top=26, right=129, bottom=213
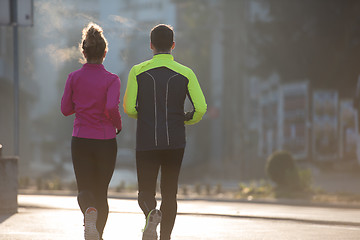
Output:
left=249, top=0, right=360, bottom=97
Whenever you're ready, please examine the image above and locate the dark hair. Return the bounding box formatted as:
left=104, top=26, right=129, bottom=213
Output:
left=150, top=24, right=174, bottom=52
left=80, top=22, right=108, bottom=63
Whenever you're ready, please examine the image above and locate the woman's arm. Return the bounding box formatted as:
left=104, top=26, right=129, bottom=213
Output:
left=61, top=74, right=75, bottom=116
left=106, top=75, right=122, bottom=131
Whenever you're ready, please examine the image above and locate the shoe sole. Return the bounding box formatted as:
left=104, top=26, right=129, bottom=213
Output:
left=143, top=209, right=162, bottom=240
left=85, top=207, right=100, bottom=240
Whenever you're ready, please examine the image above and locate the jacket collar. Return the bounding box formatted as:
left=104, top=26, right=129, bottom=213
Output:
left=153, top=54, right=174, bottom=61
left=83, top=63, right=105, bottom=69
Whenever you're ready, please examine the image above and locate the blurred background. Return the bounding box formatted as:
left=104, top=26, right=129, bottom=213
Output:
left=1, top=0, right=360, bottom=194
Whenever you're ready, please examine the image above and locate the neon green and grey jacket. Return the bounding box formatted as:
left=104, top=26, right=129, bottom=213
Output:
left=123, top=54, right=207, bottom=151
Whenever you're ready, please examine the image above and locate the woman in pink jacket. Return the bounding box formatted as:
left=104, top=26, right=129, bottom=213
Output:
left=61, top=22, right=121, bottom=240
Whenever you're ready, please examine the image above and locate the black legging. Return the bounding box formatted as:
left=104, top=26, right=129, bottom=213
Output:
left=136, top=148, right=184, bottom=240
left=71, top=137, right=117, bottom=239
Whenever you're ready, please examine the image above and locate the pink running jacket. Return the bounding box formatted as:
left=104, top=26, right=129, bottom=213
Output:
left=61, top=63, right=122, bottom=139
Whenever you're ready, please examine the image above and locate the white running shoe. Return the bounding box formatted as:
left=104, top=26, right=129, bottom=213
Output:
left=84, top=207, right=100, bottom=240
left=142, top=209, right=162, bottom=240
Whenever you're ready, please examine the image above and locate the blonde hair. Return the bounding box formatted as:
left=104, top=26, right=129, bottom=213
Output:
left=79, top=22, right=108, bottom=63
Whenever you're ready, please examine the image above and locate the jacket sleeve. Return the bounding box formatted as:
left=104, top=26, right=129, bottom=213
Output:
left=185, top=69, right=207, bottom=125
left=106, top=75, right=122, bottom=130
left=61, top=74, right=75, bottom=116
left=123, top=66, right=138, bottom=119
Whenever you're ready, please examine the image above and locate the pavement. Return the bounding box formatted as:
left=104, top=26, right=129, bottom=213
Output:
left=1, top=194, right=360, bottom=240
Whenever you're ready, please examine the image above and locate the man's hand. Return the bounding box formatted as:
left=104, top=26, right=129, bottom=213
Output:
left=184, top=111, right=195, bottom=121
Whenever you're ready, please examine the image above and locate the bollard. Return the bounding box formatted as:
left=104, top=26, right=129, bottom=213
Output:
left=0, top=144, right=18, bottom=214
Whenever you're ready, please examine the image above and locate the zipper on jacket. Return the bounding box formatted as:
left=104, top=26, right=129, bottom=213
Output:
left=146, top=72, right=158, bottom=146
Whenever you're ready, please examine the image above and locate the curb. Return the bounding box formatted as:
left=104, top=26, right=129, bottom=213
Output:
left=19, top=189, right=360, bottom=210
left=177, top=212, right=360, bottom=227
left=176, top=197, right=360, bottom=210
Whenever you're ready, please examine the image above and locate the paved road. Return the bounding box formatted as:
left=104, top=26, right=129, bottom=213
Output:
left=0, top=195, right=359, bottom=240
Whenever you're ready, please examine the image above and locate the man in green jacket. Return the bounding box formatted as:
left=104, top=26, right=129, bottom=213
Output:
left=123, top=24, right=207, bottom=240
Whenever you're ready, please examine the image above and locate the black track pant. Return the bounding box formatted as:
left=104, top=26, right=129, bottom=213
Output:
left=71, top=137, right=117, bottom=239
left=136, top=148, right=184, bottom=240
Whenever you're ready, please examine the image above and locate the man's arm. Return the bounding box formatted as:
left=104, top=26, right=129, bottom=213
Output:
left=123, top=66, right=139, bottom=119
left=185, top=69, right=207, bottom=125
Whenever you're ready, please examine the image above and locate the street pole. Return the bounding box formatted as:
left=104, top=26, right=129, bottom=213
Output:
left=12, top=0, right=19, bottom=156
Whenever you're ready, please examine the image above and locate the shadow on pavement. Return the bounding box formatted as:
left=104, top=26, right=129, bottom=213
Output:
left=0, top=213, right=14, bottom=224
